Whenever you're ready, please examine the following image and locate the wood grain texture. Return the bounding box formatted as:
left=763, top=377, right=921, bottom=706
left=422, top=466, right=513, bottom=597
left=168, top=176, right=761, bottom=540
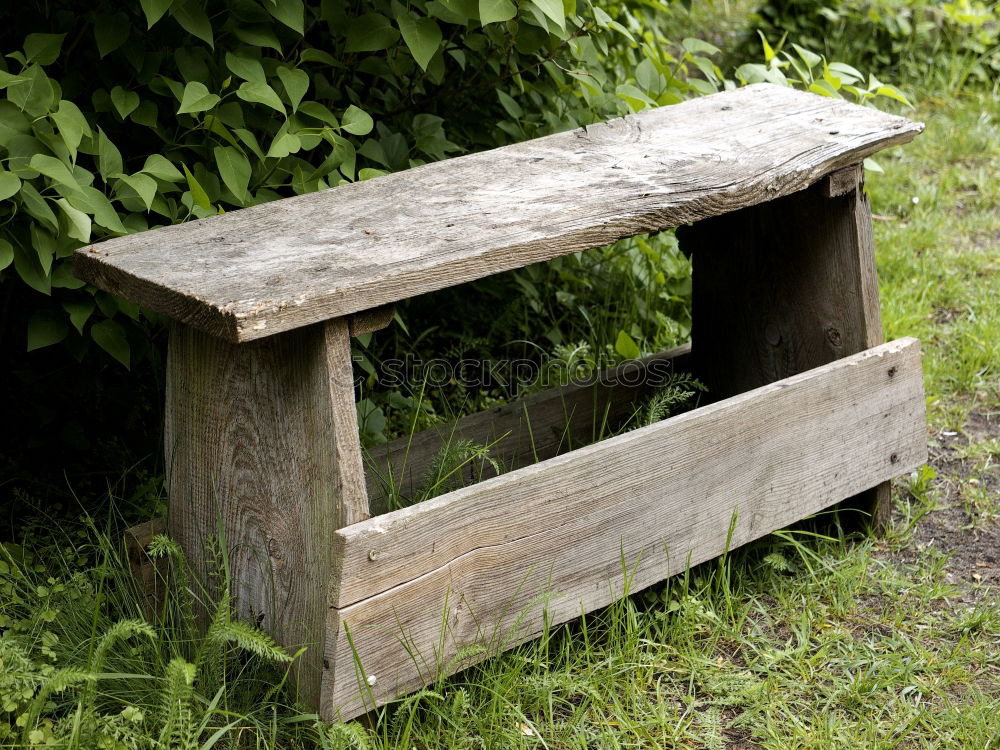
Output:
left=348, top=305, right=395, bottom=337
left=683, top=164, right=882, bottom=397
left=365, top=345, right=691, bottom=512
left=75, top=85, right=922, bottom=342
left=165, top=319, right=368, bottom=706
left=821, top=163, right=863, bottom=198
left=681, top=165, right=891, bottom=527
left=321, top=338, right=927, bottom=719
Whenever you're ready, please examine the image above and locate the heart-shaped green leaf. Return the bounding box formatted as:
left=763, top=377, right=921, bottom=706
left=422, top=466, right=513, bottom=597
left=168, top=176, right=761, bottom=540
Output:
left=177, top=81, right=220, bottom=115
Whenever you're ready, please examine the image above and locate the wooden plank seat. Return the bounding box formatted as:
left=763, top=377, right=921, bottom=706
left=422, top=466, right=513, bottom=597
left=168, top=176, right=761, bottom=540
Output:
left=75, top=83, right=926, bottom=721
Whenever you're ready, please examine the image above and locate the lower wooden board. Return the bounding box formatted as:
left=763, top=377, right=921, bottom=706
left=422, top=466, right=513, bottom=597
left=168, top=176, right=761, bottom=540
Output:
left=322, top=338, right=927, bottom=719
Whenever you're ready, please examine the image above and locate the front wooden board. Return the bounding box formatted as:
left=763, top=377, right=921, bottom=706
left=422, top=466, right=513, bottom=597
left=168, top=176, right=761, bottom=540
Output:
left=323, top=338, right=926, bottom=719
left=76, top=85, right=922, bottom=342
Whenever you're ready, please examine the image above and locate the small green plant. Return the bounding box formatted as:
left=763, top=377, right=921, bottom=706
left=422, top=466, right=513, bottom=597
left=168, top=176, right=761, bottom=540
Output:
left=736, top=32, right=912, bottom=105
left=637, top=371, right=708, bottom=426
left=0, top=522, right=296, bottom=748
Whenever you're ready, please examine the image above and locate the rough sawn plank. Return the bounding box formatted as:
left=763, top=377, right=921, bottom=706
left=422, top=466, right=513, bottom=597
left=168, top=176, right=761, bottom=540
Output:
left=322, top=338, right=927, bottom=718
left=75, top=84, right=922, bottom=342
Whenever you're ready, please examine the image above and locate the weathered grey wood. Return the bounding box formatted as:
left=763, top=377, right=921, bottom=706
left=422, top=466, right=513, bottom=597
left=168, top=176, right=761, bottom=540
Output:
left=124, top=517, right=166, bottom=620
left=821, top=163, right=863, bottom=198
left=348, top=305, right=395, bottom=337
left=75, top=85, right=922, bottom=343
left=321, top=339, right=926, bottom=719
left=366, top=344, right=691, bottom=512
left=165, top=318, right=368, bottom=706
left=681, top=164, right=891, bottom=529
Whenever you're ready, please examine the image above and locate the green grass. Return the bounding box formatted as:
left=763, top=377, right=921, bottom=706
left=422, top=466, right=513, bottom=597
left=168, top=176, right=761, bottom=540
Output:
left=3, top=34, right=1000, bottom=750
left=872, top=90, right=1000, bottom=431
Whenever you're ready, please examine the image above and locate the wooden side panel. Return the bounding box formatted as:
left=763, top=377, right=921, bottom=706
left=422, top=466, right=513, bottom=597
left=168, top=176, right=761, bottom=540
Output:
left=322, top=339, right=926, bottom=719
left=165, top=319, right=368, bottom=706
left=682, top=165, right=891, bottom=530
left=365, top=345, right=691, bottom=513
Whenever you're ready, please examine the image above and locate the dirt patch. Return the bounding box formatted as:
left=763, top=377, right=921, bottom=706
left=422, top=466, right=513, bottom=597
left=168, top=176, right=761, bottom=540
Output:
left=886, top=407, right=1000, bottom=590
left=929, top=306, right=966, bottom=325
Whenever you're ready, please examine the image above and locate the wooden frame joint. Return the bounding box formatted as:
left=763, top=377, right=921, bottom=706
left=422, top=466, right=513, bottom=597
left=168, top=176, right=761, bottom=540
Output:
left=348, top=305, right=395, bottom=337
left=821, top=163, right=863, bottom=198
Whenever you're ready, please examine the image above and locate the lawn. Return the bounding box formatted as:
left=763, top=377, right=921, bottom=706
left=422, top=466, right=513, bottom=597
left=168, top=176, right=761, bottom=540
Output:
left=2, top=17, right=998, bottom=750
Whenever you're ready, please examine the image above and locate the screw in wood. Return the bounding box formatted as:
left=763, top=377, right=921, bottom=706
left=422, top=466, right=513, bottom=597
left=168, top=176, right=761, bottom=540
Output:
left=368, top=550, right=379, bottom=561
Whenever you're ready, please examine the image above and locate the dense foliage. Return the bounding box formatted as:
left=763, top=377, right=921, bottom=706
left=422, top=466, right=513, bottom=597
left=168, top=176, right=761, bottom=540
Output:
left=751, top=0, right=1000, bottom=87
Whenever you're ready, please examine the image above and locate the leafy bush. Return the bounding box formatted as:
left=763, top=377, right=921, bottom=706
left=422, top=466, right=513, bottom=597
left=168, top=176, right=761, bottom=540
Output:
left=749, top=0, right=1000, bottom=89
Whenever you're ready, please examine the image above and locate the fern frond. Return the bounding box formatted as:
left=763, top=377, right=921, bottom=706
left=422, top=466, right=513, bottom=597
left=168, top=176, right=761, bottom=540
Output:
left=416, top=439, right=501, bottom=500
left=207, top=619, right=293, bottom=663
left=157, top=657, right=196, bottom=749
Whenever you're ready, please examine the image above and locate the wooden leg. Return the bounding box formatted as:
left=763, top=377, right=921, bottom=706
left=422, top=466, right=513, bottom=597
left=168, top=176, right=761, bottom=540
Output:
left=164, top=317, right=368, bottom=705
left=679, top=164, right=891, bottom=533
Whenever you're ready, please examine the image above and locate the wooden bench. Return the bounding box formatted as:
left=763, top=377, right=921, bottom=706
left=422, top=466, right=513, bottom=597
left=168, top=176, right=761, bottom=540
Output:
left=76, top=83, right=927, bottom=721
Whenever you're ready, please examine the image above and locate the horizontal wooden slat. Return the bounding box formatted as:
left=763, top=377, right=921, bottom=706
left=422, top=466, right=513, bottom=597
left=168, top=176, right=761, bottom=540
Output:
left=322, top=339, right=927, bottom=719
left=366, top=344, right=691, bottom=513
left=75, top=85, right=922, bottom=342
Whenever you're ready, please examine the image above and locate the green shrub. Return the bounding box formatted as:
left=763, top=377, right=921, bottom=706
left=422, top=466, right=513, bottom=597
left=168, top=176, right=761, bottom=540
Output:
left=749, top=0, right=1000, bottom=89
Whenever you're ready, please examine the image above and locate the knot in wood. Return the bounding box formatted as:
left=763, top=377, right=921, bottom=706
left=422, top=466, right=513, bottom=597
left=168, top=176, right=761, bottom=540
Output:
left=825, top=327, right=843, bottom=347
left=267, top=538, right=285, bottom=567
left=764, top=322, right=782, bottom=347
